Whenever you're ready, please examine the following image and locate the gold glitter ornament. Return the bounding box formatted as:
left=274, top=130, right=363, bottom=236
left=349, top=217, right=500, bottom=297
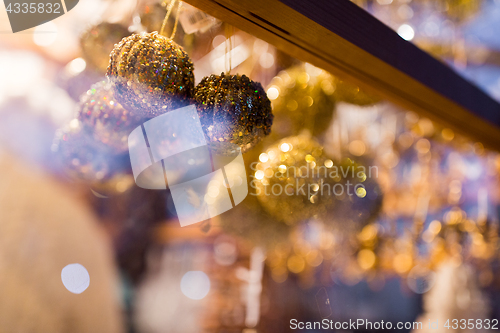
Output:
left=267, top=65, right=336, bottom=138
left=107, top=32, right=195, bottom=117
left=252, top=133, right=336, bottom=225
left=77, top=81, right=143, bottom=153
left=80, top=22, right=130, bottom=73
left=194, top=73, right=273, bottom=155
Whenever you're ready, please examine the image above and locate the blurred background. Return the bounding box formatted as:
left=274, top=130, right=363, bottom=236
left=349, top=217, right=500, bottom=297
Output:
left=0, top=0, right=500, bottom=332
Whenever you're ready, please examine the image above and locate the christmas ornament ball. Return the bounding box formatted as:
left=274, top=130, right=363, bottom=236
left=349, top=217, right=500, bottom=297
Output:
left=107, top=32, right=195, bottom=117
left=77, top=81, right=143, bottom=153
left=194, top=73, right=273, bottom=155
left=267, top=65, right=336, bottom=138
left=253, top=133, right=336, bottom=225
left=80, top=22, right=130, bottom=73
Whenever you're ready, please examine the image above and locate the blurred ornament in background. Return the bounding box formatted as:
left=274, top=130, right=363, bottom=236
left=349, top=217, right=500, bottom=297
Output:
left=195, top=73, right=273, bottom=155
left=266, top=64, right=336, bottom=139
left=52, top=119, right=130, bottom=182
left=253, top=133, right=335, bottom=225
left=323, top=157, right=383, bottom=233
left=331, top=76, right=380, bottom=106
left=77, top=80, right=143, bottom=153
left=80, top=22, right=130, bottom=74
left=140, top=3, right=170, bottom=33
left=107, top=32, right=195, bottom=117
left=441, top=0, right=482, bottom=22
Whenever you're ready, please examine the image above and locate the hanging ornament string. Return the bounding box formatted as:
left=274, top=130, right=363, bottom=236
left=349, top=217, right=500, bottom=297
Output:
left=159, top=0, right=177, bottom=37
left=225, top=23, right=233, bottom=74
left=170, top=1, right=182, bottom=39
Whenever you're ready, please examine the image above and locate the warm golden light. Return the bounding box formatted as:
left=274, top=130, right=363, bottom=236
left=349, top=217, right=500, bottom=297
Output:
left=255, top=170, right=264, bottom=180
left=287, top=255, right=306, bottom=273
left=267, top=86, right=280, bottom=100
left=358, top=249, right=376, bottom=270
left=356, top=187, right=367, bottom=198
left=280, top=143, right=291, bottom=152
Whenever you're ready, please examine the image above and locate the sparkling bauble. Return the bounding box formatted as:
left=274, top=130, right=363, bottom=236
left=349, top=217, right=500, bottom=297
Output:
left=107, top=32, right=195, bottom=117
left=266, top=64, right=336, bottom=138
left=252, top=134, right=336, bottom=225
left=194, top=73, right=273, bottom=155
left=80, top=22, right=130, bottom=73
left=52, top=119, right=129, bottom=182
left=77, top=81, right=143, bottom=153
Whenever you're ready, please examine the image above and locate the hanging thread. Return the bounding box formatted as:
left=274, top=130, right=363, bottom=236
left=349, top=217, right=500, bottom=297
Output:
left=225, top=24, right=233, bottom=74
left=170, top=1, right=183, bottom=40
left=160, top=0, right=177, bottom=37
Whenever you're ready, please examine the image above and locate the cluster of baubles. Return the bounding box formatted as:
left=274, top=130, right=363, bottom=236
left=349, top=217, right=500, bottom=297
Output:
left=56, top=27, right=273, bottom=184
left=106, top=32, right=272, bottom=151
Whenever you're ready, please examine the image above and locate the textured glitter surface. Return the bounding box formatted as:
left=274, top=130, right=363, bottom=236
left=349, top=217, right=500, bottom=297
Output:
left=80, top=23, right=130, bottom=73
left=253, top=134, right=335, bottom=225
left=107, top=32, right=195, bottom=117
left=77, top=81, right=144, bottom=153
left=194, top=73, right=273, bottom=155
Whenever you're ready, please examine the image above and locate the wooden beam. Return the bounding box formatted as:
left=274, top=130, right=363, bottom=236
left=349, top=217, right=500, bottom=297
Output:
left=183, top=0, right=500, bottom=150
